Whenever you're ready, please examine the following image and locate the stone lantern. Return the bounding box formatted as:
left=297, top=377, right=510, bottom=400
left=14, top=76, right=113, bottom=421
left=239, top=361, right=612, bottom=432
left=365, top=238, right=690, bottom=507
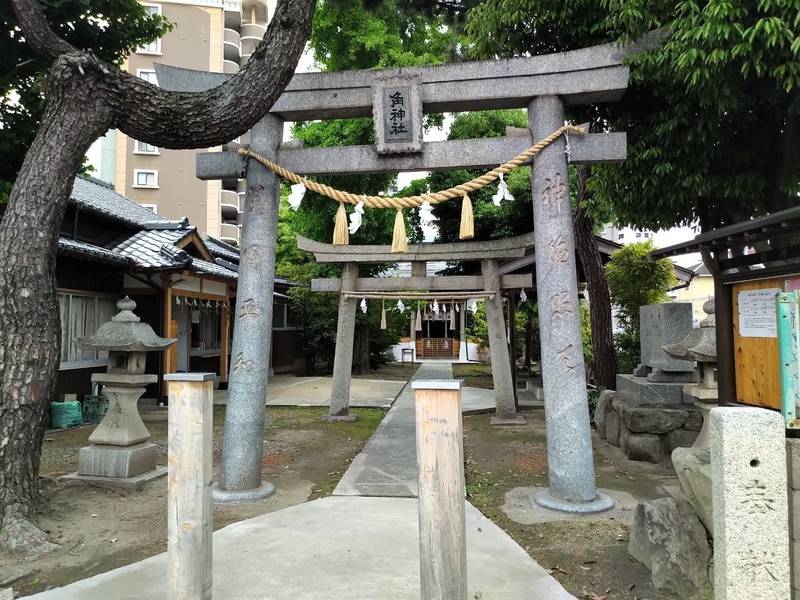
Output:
left=69, top=296, right=175, bottom=488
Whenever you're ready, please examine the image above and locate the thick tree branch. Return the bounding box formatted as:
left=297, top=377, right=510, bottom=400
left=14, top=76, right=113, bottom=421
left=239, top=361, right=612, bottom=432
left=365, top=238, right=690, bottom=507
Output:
left=10, top=0, right=75, bottom=59
left=112, top=0, right=315, bottom=148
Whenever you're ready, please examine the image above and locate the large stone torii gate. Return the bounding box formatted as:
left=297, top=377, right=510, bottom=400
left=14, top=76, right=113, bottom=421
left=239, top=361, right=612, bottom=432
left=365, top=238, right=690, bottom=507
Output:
left=157, top=41, right=627, bottom=512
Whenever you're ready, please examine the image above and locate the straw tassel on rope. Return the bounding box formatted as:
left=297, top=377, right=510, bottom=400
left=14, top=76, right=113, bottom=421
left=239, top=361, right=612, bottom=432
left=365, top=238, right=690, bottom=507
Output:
left=333, top=201, right=349, bottom=245
left=459, top=193, right=474, bottom=240
left=380, top=300, right=387, bottom=330
left=391, top=208, right=408, bottom=253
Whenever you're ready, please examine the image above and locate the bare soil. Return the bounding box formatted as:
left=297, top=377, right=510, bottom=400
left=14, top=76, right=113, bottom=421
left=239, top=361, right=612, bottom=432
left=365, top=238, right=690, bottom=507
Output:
left=463, top=408, right=681, bottom=600
left=1, top=405, right=384, bottom=596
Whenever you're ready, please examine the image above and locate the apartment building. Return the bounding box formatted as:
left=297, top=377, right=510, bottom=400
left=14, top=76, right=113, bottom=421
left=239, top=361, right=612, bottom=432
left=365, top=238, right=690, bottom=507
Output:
left=93, top=0, right=274, bottom=245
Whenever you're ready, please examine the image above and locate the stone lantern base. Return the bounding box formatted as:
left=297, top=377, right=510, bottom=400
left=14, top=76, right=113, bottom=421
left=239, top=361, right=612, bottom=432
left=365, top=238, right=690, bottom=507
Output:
left=64, top=442, right=166, bottom=490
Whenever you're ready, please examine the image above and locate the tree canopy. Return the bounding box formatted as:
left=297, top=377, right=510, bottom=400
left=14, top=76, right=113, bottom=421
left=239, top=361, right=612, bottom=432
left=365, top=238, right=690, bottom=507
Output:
left=0, top=0, right=169, bottom=204
left=464, top=0, right=800, bottom=231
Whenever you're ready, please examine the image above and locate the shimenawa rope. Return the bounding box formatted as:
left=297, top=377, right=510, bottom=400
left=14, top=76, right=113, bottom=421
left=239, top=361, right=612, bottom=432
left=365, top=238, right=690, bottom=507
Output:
left=239, top=123, right=585, bottom=250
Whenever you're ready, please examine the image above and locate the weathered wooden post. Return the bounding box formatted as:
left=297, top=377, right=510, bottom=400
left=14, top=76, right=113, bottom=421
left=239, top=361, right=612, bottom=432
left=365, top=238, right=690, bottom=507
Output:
left=166, top=373, right=215, bottom=600
left=710, top=406, right=790, bottom=599
left=412, top=380, right=467, bottom=600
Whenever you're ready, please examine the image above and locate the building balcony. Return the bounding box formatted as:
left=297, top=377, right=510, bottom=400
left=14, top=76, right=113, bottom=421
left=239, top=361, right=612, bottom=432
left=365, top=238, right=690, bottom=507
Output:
left=239, top=53, right=251, bottom=67
left=242, top=0, right=268, bottom=25
left=221, top=190, right=240, bottom=220
left=224, top=3, right=241, bottom=30
left=220, top=223, right=240, bottom=245
left=223, top=29, right=241, bottom=62
left=223, top=59, right=240, bottom=75
left=240, top=22, right=267, bottom=40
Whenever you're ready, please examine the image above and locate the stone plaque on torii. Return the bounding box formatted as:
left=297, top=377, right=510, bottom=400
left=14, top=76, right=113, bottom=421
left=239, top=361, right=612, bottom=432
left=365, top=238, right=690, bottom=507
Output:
left=156, top=41, right=628, bottom=513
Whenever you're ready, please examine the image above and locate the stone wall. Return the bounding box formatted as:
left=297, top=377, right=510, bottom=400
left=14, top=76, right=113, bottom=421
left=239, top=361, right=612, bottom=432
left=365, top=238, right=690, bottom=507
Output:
left=789, top=439, right=800, bottom=600
left=595, top=390, right=702, bottom=463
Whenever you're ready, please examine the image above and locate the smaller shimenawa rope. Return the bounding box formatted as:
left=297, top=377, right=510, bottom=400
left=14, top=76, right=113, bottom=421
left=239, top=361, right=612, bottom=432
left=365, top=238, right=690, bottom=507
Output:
left=238, top=124, right=585, bottom=210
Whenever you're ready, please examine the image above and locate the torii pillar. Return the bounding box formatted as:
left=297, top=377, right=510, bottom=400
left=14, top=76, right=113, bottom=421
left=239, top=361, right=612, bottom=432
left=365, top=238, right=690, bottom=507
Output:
left=213, top=115, right=283, bottom=502
left=528, top=96, right=613, bottom=513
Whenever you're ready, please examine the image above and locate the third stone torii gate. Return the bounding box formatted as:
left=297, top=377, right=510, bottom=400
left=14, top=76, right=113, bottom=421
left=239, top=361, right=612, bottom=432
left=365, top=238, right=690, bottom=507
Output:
left=157, top=41, right=627, bottom=513
left=298, top=232, right=536, bottom=423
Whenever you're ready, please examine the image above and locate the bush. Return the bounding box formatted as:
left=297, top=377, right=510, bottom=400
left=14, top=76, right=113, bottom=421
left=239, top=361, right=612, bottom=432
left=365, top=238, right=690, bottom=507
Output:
left=614, top=330, right=640, bottom=375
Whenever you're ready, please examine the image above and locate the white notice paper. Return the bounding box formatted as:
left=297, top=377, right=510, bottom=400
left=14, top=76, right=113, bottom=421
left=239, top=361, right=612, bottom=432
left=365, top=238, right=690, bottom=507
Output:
left=738, top=288, right=781, bottom=337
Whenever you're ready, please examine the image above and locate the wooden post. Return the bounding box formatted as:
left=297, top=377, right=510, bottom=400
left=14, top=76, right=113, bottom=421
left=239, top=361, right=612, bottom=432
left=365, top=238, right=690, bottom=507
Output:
left=412, top=380, right=467, bottom=600
left=166, top=373, right=215, bottom=600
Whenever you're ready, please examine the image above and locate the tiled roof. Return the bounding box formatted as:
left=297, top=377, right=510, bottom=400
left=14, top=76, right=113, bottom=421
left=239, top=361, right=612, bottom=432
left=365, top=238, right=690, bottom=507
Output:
left=71, top=177, right=172, bottom=227
left=58, top=237, right=133, bottom=267
left=203, top=235, right=240, bottom=263
left=112, top=228, right=194, bottom=268
left=60, top=177, right=240, bottom=282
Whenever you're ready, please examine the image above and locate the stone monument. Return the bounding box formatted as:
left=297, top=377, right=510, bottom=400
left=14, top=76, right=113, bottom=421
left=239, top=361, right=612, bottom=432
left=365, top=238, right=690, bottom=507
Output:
left=66, top=296, right=175, bottom=489
left=663, top=298, right=717, bottom=447
left=597, top=302, right=704, bottom=463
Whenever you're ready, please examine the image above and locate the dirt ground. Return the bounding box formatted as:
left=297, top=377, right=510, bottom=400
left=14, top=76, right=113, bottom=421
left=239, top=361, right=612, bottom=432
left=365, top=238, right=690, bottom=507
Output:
left=452, top=362, right=494, bottom=388
left=463, top=408, right=681, bottom=600
left=1, top=405, right=384, bottom=596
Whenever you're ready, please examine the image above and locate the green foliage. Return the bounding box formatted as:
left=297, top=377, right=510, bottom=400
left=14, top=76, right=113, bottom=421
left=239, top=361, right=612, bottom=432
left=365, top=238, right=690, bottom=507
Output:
left=466, top=302, right=489, bottom=349
left=0, top=0, right=170, bottom=203
left=425, top=109, right=534, bottom=244
left=463, top=0, right=800, bottom=231
left=614, top=330, right=640, bottom=375
left=605, top=241, right=676, bottom=336
left=579, top=298, right=592, bottom=363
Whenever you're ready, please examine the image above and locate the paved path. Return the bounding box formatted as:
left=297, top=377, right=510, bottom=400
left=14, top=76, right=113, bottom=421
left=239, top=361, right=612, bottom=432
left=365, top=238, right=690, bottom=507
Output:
left=25, top=496, right=572, bottom=600
left=25, top=361, right=574, bottom=599
left=333, top=361, right=454, bottom=497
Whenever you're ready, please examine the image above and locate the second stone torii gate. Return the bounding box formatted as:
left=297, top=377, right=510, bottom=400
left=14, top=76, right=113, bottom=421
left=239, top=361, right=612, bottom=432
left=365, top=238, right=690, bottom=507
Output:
left=299, top=232, right=536, bottom=423
left=157, top=40, right=627, bottom=512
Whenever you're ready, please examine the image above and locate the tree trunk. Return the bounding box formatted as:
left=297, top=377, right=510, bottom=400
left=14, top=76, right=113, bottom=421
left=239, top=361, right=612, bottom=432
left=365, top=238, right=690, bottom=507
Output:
left=573, top=167, right=618, bottom=390
left=0, top=54, right=114, bottom=553
left=352, top=323, right=370, bottom=375
left=2, top=0, right=314, bottom=553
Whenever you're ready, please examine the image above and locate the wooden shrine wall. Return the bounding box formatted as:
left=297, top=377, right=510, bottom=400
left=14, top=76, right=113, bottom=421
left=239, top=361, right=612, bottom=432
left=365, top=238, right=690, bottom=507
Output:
left=732, top=275, right=800, bottom=409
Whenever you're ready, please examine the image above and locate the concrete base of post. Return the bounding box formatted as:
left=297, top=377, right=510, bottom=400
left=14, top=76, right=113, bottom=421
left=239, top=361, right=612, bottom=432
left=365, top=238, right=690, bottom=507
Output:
left=211, top=481, right=275, bottom=504
left=490, top=414, right=527, bottom=426
left=532, top=488, right=614, bottom=514
left=321, top=414, right=358, bottom=423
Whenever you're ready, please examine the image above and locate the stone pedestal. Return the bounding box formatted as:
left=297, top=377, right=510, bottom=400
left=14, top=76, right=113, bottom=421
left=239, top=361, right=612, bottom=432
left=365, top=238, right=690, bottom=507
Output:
left=88, top=384, right=151, bottom=446
left=617, top=373, right=686, bottom=405
left=78, top=442, right=157, bottom=478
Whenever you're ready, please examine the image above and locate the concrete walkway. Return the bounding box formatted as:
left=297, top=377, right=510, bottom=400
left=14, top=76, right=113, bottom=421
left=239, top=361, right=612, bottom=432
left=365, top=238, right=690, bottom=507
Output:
left=25, top=496, right=572, bottom=600
left=25, top=361, right=573, bottom=599
left=333, top=361, right=454, bottom=497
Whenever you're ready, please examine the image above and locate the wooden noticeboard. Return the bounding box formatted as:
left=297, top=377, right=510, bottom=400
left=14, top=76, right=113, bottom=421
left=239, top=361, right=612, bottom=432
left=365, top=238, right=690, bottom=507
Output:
left=732, top=276, right=796, bottom=409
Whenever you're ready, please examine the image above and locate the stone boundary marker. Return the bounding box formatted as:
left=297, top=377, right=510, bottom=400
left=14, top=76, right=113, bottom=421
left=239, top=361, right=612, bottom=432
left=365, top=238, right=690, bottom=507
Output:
left=412, top=380, right=467, bottom=600
left=166, top=373, right=215, bottom=600
left=711, top=407, right=790, bottom=600
left=788, top=439, right=800, bottom=600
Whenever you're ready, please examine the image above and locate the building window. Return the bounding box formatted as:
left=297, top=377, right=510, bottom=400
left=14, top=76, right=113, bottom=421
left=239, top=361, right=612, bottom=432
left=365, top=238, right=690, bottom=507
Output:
left=272, top=303, right=302, bottom=330
left=192, top=305, right=222, bottom=352
left=138, top=5, right=162, bottom=55
left=134, top=140, right=159, bottom=155
left=635, top=231, right=642, bottom=239
left=58, top=292, right=118, bottom=369
left=617, top=233, right=624, bottom=241
left=140, top=203, right=158, bottom=213
left=137, top=69, right=158, bottom=86
left=133, top=169, right=158, bottom=188
left=643, top=232, right=650, bottom=239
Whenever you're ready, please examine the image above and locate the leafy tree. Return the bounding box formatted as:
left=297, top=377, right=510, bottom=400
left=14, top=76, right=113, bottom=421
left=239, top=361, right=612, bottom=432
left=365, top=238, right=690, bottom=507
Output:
left=1, top=0, right=314, bottom=554
left=605, top=241, right=676, bottom=336
left=464, top=0, right=800, bottom=231
left=0, top=0, right=170, bottom=205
